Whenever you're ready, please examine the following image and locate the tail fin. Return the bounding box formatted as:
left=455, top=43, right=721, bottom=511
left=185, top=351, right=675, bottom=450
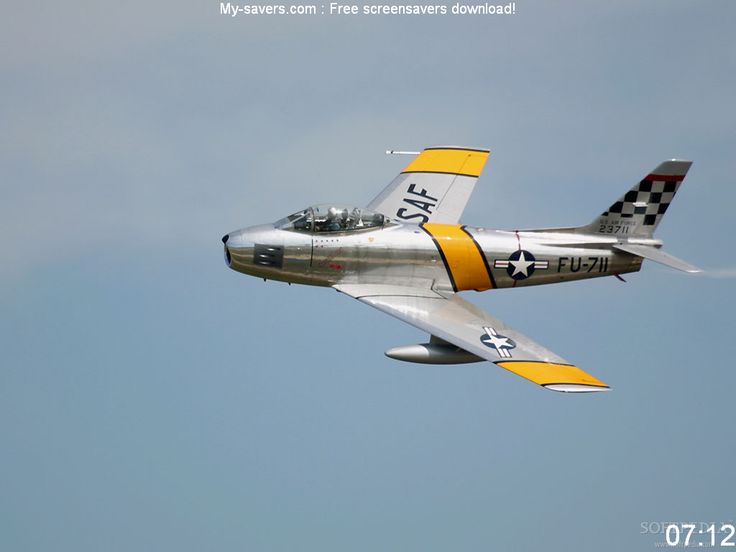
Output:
left=584, top=160, right=692, bottom=238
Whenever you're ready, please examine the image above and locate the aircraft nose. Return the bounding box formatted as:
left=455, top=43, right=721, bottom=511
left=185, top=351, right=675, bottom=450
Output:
left=224, top=229, right=253, bottom=249
left=222, top=229, right=255, bottom=269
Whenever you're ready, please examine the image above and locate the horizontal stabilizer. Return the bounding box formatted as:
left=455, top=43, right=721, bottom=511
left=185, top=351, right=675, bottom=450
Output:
left=613, top=244, right=700, bottom=273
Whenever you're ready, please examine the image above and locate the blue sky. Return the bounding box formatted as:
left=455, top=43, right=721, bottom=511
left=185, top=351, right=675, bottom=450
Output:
left=2, top=1, right=735, bottom=550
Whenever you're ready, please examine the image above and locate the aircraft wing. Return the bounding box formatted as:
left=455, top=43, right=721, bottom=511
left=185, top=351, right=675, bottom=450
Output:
left=367, top=146, right=489, bottom=224
left=334, top=284, right=610, bottom=393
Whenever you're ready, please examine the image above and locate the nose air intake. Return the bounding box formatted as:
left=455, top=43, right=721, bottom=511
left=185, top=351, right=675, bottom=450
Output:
left=221, top=225, right=287, bottom=274
left=222, top=234, right=232, bottom=266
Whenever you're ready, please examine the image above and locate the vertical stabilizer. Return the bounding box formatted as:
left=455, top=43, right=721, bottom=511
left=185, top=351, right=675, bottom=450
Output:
left=583, top=160, right=692, bottom=238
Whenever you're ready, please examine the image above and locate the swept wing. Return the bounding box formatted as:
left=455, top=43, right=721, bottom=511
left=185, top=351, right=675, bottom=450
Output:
left=367, top=146, right=489, bottom=224
left=335, top=284, right=609, bottom=393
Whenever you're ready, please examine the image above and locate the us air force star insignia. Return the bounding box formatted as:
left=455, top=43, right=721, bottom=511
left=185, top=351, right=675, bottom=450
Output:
left=480, top=326, right=516, bottom=358
left=493, top=249, right=550, bottom=280
left=507, top=250, right=535, bottom=278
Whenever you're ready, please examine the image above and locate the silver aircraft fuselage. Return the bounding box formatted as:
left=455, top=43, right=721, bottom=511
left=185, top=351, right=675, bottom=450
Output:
left=223, top=220, right=644, bottom=292
left=220, top=149, right=697, bottom=392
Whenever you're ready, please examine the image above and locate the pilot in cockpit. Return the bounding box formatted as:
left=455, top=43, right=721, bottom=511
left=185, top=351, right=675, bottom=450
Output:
left=327, top=207, right=349, bottom=231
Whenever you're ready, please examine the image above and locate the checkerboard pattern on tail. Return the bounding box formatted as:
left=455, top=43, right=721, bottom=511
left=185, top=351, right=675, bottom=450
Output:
left=590, top=160, right=692, bottom=237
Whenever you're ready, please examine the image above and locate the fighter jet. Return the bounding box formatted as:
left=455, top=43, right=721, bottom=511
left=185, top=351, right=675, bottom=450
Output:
left=223, top=147, right=699, bottom=392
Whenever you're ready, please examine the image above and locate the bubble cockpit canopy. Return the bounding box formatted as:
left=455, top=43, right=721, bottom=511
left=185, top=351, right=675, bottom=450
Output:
left=275, top=205, right=392, bottom=234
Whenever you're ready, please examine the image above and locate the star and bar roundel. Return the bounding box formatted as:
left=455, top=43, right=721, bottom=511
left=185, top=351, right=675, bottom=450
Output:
left=480, top=326, right=516, bottom=358
left=493, top=249, right=549, bottom=280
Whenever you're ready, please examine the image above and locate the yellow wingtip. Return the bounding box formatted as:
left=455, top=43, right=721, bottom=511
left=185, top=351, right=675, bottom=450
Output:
left=496, top=361, right=609, bottom=390
left=402, top=147, right=489, bottom=177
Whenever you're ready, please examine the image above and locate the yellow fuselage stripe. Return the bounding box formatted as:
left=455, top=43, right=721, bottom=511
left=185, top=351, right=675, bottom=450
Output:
left=402, top=148, right=489, bottom=177
left=422, top=223, right=493, bottom=291
left=496, top=361, right=609, bottom=388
